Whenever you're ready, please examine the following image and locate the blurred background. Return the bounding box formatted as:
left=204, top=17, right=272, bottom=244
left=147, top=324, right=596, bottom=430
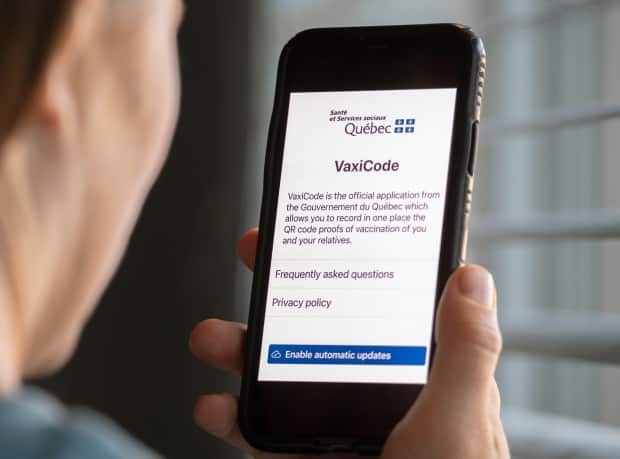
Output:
left=37, top=0, right=620, bottom=458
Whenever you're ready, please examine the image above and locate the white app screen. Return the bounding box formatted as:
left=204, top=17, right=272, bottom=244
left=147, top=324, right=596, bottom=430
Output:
left=258, top=89, right=457, bottom=384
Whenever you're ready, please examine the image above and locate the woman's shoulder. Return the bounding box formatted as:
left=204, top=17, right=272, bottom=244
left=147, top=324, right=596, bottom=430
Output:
left=0, top=387, right=161, bottom=459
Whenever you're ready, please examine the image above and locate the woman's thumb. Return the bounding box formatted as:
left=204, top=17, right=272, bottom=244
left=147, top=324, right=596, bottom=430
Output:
left=427, top=265, right=502, bottom=399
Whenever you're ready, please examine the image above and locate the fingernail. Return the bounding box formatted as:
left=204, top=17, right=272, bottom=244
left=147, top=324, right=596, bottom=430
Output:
left=458, top=266, right=494, bottom=307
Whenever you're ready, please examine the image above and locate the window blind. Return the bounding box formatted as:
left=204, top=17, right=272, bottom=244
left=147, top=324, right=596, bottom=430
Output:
left=477, top=0, right=620, bottom=457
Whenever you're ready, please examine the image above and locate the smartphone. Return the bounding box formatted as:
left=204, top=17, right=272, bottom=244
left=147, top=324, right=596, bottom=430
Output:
left=240, top=23, right=485, bottom=454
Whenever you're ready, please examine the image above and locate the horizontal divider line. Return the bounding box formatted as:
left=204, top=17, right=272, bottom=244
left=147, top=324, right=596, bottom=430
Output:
left=268, top=287, right=409, bottom=291
left=266, top=315, right=384, bottom=319
left=271, top=258, right=436, bottom=262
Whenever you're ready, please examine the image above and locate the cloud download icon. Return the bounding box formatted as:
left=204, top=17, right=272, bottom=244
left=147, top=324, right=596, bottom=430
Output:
left=270, top=350, right=282, bottom=359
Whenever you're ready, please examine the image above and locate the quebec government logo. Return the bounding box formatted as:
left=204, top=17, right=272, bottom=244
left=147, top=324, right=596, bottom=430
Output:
left=328, top=110, right=416, bottom=137
left=394, top=118, right=416, bottom=134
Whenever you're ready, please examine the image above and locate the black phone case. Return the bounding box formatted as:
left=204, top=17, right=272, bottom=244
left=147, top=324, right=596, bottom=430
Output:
left=239, top=23, right=486, bottom=455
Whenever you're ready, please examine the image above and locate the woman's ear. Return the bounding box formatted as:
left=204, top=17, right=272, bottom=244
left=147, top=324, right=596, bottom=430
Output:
left=32, top=0, right=102, bottom=136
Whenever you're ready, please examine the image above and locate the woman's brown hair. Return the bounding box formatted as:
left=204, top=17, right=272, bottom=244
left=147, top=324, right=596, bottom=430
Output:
left=0, top=0, right=75, bottom=144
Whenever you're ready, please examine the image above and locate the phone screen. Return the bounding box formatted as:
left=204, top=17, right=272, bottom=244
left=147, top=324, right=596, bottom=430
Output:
left=258, top=88, right=457, bottom=385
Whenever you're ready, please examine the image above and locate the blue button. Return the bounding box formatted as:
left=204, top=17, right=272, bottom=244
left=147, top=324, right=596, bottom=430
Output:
left=267, top=344, right=427, bottom=366
left=395, top=119, right=405, bottom=125
left=405, top=127, right=415, bottom=133
left=394, top=127, right=404, bottom=133
left=406, top=118, right=416, bottom=125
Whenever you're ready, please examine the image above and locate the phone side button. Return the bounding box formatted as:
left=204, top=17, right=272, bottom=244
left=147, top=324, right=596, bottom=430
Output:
left=467, top=121, right=480, bottom=176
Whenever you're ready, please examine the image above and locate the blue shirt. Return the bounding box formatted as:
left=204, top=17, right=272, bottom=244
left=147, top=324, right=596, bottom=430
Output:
left=0, top=387, right=161, bottom=459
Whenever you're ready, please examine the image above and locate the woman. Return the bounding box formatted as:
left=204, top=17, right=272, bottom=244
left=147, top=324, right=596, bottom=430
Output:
left=0, top=0, right=509, bottom=458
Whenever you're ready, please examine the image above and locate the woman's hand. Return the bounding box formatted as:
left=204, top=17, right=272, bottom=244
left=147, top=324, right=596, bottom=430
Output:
left=189, top=228, right=510, bottom=459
